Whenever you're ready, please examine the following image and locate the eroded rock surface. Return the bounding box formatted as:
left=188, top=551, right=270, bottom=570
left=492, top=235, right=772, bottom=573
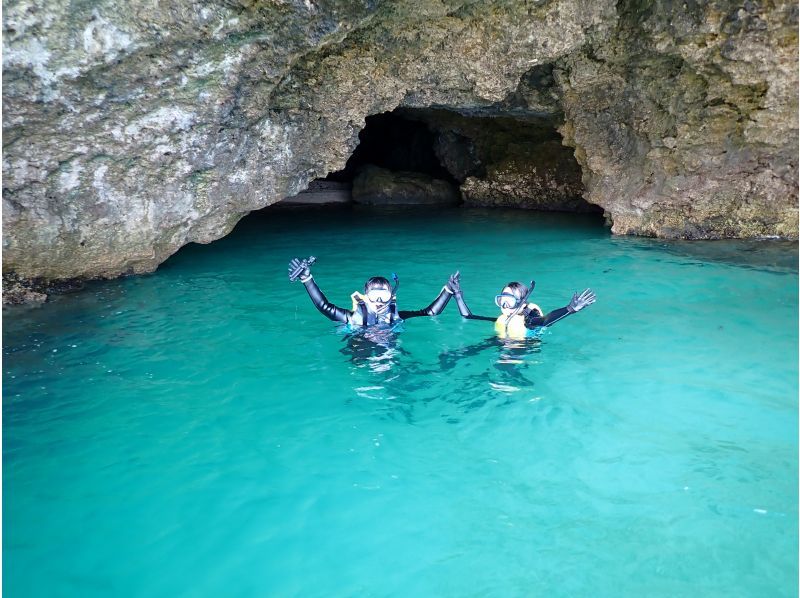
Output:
left=403, top=108, right=591, bottom=210
left=3, top=0, right=797, bottom=296
left=557, top=0, right=799, bottom=238
left=352, top=165, right=459, bottom=205
left=460, top=153, right=589, bottom=211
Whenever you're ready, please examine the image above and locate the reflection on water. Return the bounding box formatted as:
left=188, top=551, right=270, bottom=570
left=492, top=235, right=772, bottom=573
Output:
left=344, top=331, right=550, bottom=425
left=614, top=236, right=798, bottom=274
left=439, top=334, right=542, bottom=373
left=339, top=323, right=409, bottom=372
left=440, top=335, right=542, bottom=394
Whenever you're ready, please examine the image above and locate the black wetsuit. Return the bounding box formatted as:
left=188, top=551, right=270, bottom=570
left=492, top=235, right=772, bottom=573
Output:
left=301, top=277, right=452, bottom=326
left=453, top=292, right=573, bottom=328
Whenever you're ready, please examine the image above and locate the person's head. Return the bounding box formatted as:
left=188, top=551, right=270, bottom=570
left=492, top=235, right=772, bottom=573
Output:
left=495, top=281, right=527, bottom=316
left=363, top=276, right=393, bottom=312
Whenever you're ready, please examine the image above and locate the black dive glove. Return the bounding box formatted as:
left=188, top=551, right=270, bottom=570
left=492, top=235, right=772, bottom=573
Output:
left=567, top=288, right=596, bottom=313
left=288, top=256, right=316, bottom=282
left=445, top=270, right=462, bottom=294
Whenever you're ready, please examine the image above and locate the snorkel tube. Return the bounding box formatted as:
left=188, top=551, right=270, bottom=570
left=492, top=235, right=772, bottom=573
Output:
left=504, top=279, right=536, bottom=336
left=387, top=273, right=400, bottom=323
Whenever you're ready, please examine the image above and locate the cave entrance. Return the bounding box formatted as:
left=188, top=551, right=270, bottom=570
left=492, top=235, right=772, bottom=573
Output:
left=286, top=106, right=600, bottom=214
left=326, top=111, right=457, bottom=185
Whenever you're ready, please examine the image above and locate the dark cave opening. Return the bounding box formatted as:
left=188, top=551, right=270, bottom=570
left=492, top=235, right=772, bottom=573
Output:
left=286, top=106, right=600, bottom=214
left=325, top=111, right=458, bottom=185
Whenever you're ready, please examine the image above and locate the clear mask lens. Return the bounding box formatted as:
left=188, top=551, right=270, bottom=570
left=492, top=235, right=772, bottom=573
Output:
left=366, top=289, right=392, bottom=304
left=494, top=293, right=520, bottom=310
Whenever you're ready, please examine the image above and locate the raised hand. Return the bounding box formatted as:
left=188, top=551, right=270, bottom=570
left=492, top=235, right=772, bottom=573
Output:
left=446, top=270, right=462, bottom=294
left=288, top=256, right=316, bottom=282
left=567, top=288, right=596, bottom=313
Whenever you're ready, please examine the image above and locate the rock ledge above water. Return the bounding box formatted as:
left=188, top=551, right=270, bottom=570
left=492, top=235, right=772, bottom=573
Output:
left=352, top=166, right=460, bottom=206
left=3, top=0, right=797, bottom=299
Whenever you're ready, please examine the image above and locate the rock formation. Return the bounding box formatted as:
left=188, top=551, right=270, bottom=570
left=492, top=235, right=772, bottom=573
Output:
left=3, top=0, right=797, bottom=300
left=402, top=108, right=591, bottom=211
left=352, top=165, right=459, bottom=206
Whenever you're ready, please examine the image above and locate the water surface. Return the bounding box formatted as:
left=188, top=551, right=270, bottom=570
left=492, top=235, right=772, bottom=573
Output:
left=4, top=207, right=798, bottom=596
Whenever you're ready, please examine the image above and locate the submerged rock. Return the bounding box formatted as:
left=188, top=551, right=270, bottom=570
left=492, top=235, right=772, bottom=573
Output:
left=1, top=272, right=85, bottom=305
left=2, top=0, right=797, bottom=296
left=2, top=280, right=47, bottom=305
left=352, top=166, right=459, bottom=206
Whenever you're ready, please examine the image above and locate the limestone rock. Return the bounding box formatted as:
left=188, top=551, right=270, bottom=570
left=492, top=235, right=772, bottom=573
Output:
left=403, top=109, right=591, bottom=210
left=281, top=180, right=351, bottom=205
left=1, top=271, right=84, bottom=304
left=2, top=281, right=47, bottom=305
left=2, top=0, right=797, bottom=297
left=461, top=152, right=591, bottom=212
left=432, top=130, right=484, bottom=183
left=352, top=165, right=459, bottom=206
left=555, top=0, right=798, bottom=238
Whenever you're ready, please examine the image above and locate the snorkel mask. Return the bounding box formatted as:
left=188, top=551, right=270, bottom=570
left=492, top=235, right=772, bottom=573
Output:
left=363, top=273, right=399, bottom=312
left=494, top=293, right=521, bottom=310
left=365, top=288, right=392, bottom=304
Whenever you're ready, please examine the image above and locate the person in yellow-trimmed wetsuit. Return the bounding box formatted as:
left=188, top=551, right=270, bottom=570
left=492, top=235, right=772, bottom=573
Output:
left=448, top=272, right=596, bottom=339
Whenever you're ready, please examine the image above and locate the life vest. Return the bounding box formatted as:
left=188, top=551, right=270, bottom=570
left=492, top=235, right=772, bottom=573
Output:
left=494, top=303, right=542, bottom=340
left=350, top=291, right=399, bottom=327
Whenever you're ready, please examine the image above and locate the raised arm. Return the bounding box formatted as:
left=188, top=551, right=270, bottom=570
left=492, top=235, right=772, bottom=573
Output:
left=397, top=272, right=458, bottom=319
left=450, top=271, right=496, bottom=322
left=524, top=289, right=596, bottom=329
left=288, top=257, right=353, bottom=324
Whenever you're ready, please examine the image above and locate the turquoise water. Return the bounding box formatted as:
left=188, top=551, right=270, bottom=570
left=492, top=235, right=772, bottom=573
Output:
left=4, top=206, right=798, bottom=597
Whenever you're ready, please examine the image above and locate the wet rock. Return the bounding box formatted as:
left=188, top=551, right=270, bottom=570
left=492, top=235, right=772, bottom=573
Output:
left=352, top=166, right=459, bottom=206
left=1, top=272, right=89, bottom=304
left=2, top=273, right=47, bottom=304
left=3, top=284, right=48, bottom=305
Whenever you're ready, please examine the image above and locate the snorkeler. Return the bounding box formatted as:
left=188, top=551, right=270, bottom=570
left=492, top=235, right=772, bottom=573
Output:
left=288, top=256, right=459, bottom=327
left=447, top=271, right=596, bottom=339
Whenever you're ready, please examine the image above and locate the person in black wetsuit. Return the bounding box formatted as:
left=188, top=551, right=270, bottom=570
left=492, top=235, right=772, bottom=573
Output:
left=447, top=272, right=596, bottom=339
left=288, top=257, right=459, bottom=327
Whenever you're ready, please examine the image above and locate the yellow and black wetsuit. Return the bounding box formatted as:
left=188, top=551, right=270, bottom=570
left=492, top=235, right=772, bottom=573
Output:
left=453, top=292, right=573, bottom=339
left=301, top=277, right=452, bottom=327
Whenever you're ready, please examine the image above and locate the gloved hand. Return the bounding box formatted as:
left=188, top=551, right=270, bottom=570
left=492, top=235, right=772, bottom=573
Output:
left=288, top=256, right=316, bottom=282
left=567, top=288, right=596, bottom=313
left=445, top=270, right=462, bottom=294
